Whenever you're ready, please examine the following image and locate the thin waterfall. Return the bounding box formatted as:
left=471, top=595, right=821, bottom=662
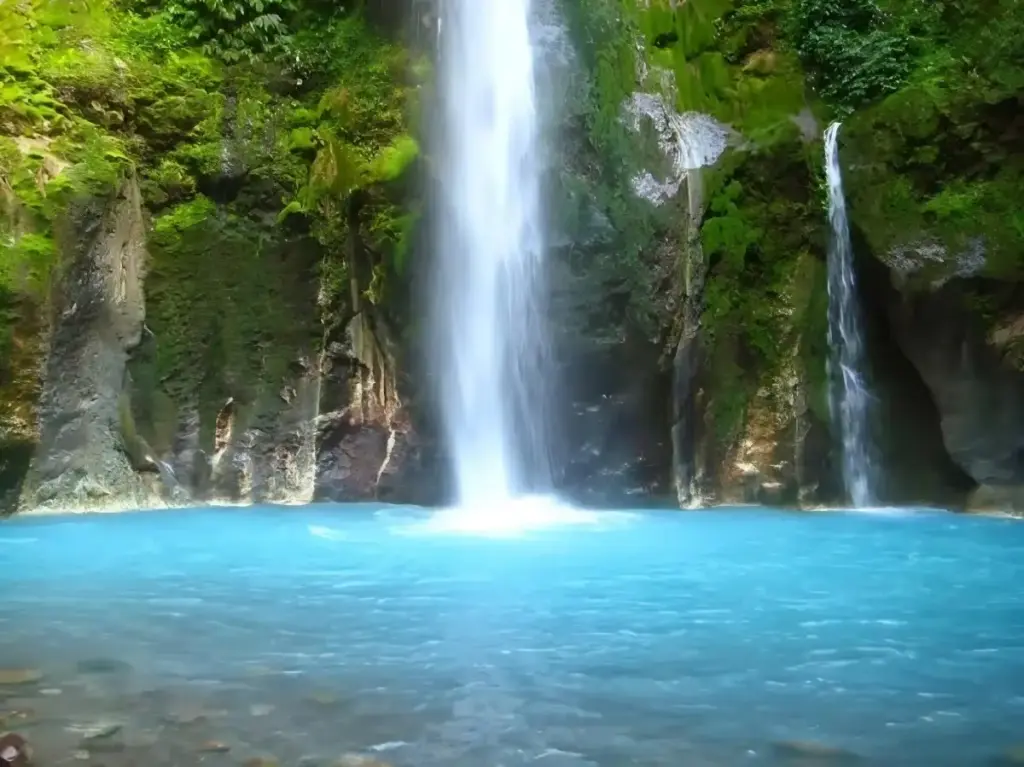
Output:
left=430, top=0, right=554, bottom=507
left=824, top=122, right=877, bottom=507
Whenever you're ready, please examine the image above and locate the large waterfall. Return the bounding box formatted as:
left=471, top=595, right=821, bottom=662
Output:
left=430, top=0, right=554, bottom=508
left=824, top=122, right=877, bottom=507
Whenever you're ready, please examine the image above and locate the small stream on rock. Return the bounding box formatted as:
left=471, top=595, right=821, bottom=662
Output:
left=2, top=507, right=1024, bottom=767
left=825, top=122, right=879, bottom=507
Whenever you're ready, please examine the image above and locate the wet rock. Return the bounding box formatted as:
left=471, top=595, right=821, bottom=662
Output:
left=249, top=703, right=274, bottom=716
left=0, top=733, right=30, bottom=767
left=163, top=712, right=208, bottom=726
left=76, top=659, right=133, bottom=674
left=79, top=723, right=124, bottom=753
left=198, top=741, right=230, bottom=753
left=0, top=670, right=42, bottom=686
left=991, top=745, right=1024, bottom=765
left=883, top=279, right=1024, bottom=507
left=76, top=723, right=122, bottom=740
left=305, top=691, right=339, bottom=707
left=771, top=740, right=861, bottom=763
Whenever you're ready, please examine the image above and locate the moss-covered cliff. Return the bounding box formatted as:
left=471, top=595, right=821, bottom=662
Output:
left=0, top=0, right=430, bottom=513
left=561, top=0, right=1022, bottom=509
left=556, top=0, right=834, bottom=505
left=3, top=0, right=1022, bottom=513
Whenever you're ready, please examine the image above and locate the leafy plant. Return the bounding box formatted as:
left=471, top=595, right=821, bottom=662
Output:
left=789, top=0, right=912, bottom=112
left=156, top=0, right=298, bottom=63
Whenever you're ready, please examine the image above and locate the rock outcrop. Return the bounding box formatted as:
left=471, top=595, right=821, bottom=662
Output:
left=18, top=178, right=163, bottom=512
left=3, top=0, right=1023, bottom=514
left=882, top=278, right=1024, bottom=510
left=314, top=309, right=434, bottom=504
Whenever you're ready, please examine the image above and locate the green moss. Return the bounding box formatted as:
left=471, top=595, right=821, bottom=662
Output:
left=699, top=136, right=827, bottom=442
left=841, top=0, right=1024, bottom=281
left=2, top=0, right=419, bottom=471
left=144, top=196, right=321, bottom=413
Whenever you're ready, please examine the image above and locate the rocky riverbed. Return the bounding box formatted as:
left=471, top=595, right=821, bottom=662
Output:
left=0, top=662, right=410, bottom=767
left=3, top=658, right=1024, bottom=767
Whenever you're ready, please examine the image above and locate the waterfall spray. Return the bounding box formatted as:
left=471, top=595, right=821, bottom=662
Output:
left=430, top=0, right=554, bottom=509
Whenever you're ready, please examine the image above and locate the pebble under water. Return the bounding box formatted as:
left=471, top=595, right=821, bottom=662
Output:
left=1, top=506, right=1023, bottom=767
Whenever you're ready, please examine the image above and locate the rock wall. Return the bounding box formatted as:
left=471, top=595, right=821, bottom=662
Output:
left=555, top=0, right=843, bottom=507
left=559, top=0, right=1023, bottom=511
left=3, top=0, right=1023, bottom=514
left=0, top=2, right=432, bottom=514
left=17, top=179, right=161, bottom=511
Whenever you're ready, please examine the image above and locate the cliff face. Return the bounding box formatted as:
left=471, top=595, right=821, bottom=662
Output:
left=554, top=0, right=840, bottom=507
left=2, top=0, right=1022, bottom=514
left=0, top=0, right=432, bottom=514
left=839, top=0, right=1024, bottom=510
left=560, top=0, right=1022, bottom=510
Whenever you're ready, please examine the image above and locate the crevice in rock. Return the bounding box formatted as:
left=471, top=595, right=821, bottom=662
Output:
left=853, top=228, right=978, bottom=507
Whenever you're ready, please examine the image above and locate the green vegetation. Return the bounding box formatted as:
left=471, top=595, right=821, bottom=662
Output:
left=0, top=0, right=418, bottom=463
left=562, top=0, right=829, bottom=442
left=841, top=0, right=1024, bottom=281
left=566, top=0, right=1023, bottom=449
left=789, top=0, right=912, bottom=113
left=699, top=133, right=829, bottom=442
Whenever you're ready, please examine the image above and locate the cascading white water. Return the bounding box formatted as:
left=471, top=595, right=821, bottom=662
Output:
left=824, top=122, right=877, bottom=507
left=431, top=0, right=554, bottom=508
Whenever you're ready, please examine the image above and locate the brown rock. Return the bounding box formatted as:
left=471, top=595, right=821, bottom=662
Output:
left=0, top=733, right=29, bottom=767
left=306, top=691, right=339, bottom=706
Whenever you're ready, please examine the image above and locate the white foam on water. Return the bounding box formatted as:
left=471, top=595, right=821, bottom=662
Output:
left=393, top=496, right=633, bottom=538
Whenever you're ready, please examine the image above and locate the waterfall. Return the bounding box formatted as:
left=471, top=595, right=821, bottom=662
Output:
left=824, top=122, right=877, bottom=507
left=430, top=0, right=554, bottom=507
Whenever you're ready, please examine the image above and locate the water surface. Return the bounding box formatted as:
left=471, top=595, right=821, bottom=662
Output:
left=1, top=506, right=1023, bottom=766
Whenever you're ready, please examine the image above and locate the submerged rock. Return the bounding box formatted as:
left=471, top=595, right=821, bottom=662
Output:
left=991, top=745, right=1024, bottom=765
left=77, top=722, right=125, bottom=753
left=243, top=758, right=280, bottom=767
left=334, top=756, right=393, bottom=767
left=75, top=658, right=132, bottom=674
left=305, top=690, right=339, bottom=707
left=771, top=740, right=862, bottom=763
